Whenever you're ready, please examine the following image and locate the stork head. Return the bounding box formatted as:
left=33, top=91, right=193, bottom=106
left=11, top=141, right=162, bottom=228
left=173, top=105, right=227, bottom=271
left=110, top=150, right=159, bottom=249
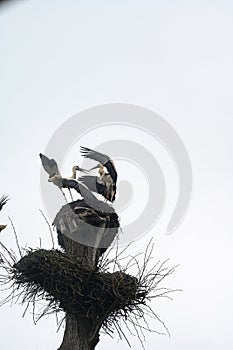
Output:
left=89, top=163, right=105, bottom=176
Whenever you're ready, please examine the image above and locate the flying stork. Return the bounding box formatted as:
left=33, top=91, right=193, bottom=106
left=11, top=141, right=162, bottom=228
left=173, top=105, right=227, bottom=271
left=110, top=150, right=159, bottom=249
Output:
left=39, top=153, right=89, bottom=201
left=40, top=153, right=111, bottom=210
left=79, top=146, right=117, bottom=202
left=0, top=195, right=9, bottom=212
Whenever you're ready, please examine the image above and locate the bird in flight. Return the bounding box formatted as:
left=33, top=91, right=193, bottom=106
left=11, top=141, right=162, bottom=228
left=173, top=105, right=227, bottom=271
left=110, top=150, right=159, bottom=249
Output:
left=39, top=153, right=89, bottom=201
left=40, top=153, right=112, bottom=211
left=40, top=147, right=118, bottom=205
left=79, top=147, right=117, bottom=202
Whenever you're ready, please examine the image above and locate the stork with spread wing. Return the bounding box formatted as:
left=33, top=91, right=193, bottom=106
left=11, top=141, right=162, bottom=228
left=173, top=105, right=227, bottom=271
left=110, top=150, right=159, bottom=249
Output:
left=79, top=147, right=117, bottom=202
left=39, top=153, right=89, bottom=201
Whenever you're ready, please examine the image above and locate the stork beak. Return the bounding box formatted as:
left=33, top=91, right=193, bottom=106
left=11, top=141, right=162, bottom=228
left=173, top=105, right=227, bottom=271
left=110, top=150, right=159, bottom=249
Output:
left=76, top=166, right=89, bottom=174
left=88, top=164, right=101, bottom=171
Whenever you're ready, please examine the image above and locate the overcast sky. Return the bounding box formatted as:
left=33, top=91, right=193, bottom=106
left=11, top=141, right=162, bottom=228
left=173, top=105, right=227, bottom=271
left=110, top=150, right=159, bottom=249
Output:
left=1, top=1, right=233, bottom=349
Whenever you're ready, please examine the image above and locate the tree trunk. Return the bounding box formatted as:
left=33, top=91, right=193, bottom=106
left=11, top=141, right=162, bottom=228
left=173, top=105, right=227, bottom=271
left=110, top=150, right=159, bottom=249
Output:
left=54, top=200, right=119, bottom=350
left=58, top=313, right=99, bottom=350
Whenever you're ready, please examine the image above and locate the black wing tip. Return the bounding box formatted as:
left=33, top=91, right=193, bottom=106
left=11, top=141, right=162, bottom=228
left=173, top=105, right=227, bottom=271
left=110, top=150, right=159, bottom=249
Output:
left=39, top=153, right=46, bottom=159
left=80, top=146, right=90, bottom=151
left=0, top=194, right=10, bottom=205
left=40, top=153, right=51, bottom=162
left=1, top=194, right=9, bottom=199
left=80, top=146, right=92, bottom=156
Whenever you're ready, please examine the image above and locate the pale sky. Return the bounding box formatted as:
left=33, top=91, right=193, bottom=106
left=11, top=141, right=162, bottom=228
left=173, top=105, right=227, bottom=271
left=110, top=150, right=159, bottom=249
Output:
left=1, top=1, right=233, bottom=349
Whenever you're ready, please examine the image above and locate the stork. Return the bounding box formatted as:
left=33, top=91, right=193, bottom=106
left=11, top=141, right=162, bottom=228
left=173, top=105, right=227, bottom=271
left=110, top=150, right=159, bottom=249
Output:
left=79, top=147, right=117, bottom=202
left=61, top=178, right=111, bottom=211
left=40, top=153, right=109, bottom=209
left=0, top=195, right=9, bottom=212
left=39, top=153, right=89, bottom=201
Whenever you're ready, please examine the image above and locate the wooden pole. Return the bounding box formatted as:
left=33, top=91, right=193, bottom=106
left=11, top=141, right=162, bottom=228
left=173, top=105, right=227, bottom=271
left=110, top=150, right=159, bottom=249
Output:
left=54, top=199, right=119, bottom=350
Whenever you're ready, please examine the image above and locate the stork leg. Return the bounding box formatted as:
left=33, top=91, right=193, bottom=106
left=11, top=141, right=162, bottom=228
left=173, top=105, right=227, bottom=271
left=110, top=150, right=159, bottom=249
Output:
left=60, top=189, right=68, bottom=203
left=68, top=188, right=74, bottom=201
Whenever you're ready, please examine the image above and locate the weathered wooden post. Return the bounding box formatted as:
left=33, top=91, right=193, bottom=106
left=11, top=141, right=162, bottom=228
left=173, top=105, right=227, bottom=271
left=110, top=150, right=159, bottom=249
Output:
left=53, top=199, right=119, bottom=350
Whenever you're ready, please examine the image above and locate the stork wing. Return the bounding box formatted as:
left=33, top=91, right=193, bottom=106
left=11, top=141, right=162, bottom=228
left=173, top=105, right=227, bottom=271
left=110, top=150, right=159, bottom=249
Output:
left=39, top=153, right=60, bottom=178
left=0, top=194, right=9, bottom=211
left=78, top=175, right=107, bottom=197
left=62, top=178, right=98, bottom=203
left=104, top=160, right=117, bottom=183
left=80, top=147, right=117, bottom=183
left=61, top=178, right=110, bottom=212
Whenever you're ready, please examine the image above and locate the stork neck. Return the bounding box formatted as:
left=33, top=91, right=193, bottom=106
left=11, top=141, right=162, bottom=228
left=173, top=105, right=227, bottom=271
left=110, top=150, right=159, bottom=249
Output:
left=71, top=167, right=77, bottom=179
left=98, top=166, right=105, bottom=176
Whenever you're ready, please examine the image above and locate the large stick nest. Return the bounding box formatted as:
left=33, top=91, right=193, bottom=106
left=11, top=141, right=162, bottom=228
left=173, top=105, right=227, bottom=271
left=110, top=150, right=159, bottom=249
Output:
left=0, top=203, right=177, bottom=345
left=13, top=249, right=143, bottom=321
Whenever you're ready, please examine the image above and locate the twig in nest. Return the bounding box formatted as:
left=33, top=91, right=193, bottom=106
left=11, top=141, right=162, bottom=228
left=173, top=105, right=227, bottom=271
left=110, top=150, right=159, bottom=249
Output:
left=8, top=216, right=22, bottom=258
left=0, top=233, right=179, bottom=349
left=39, top=209, right=54, bottom=249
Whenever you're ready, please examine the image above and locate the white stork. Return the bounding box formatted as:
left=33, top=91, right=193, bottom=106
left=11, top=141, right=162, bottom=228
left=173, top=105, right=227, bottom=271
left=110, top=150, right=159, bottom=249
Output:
left=39, top=153, right=89, bottom=201
left=79, top=147, right=117, bottom=202
left=40, top=153, right=111, bottom=210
